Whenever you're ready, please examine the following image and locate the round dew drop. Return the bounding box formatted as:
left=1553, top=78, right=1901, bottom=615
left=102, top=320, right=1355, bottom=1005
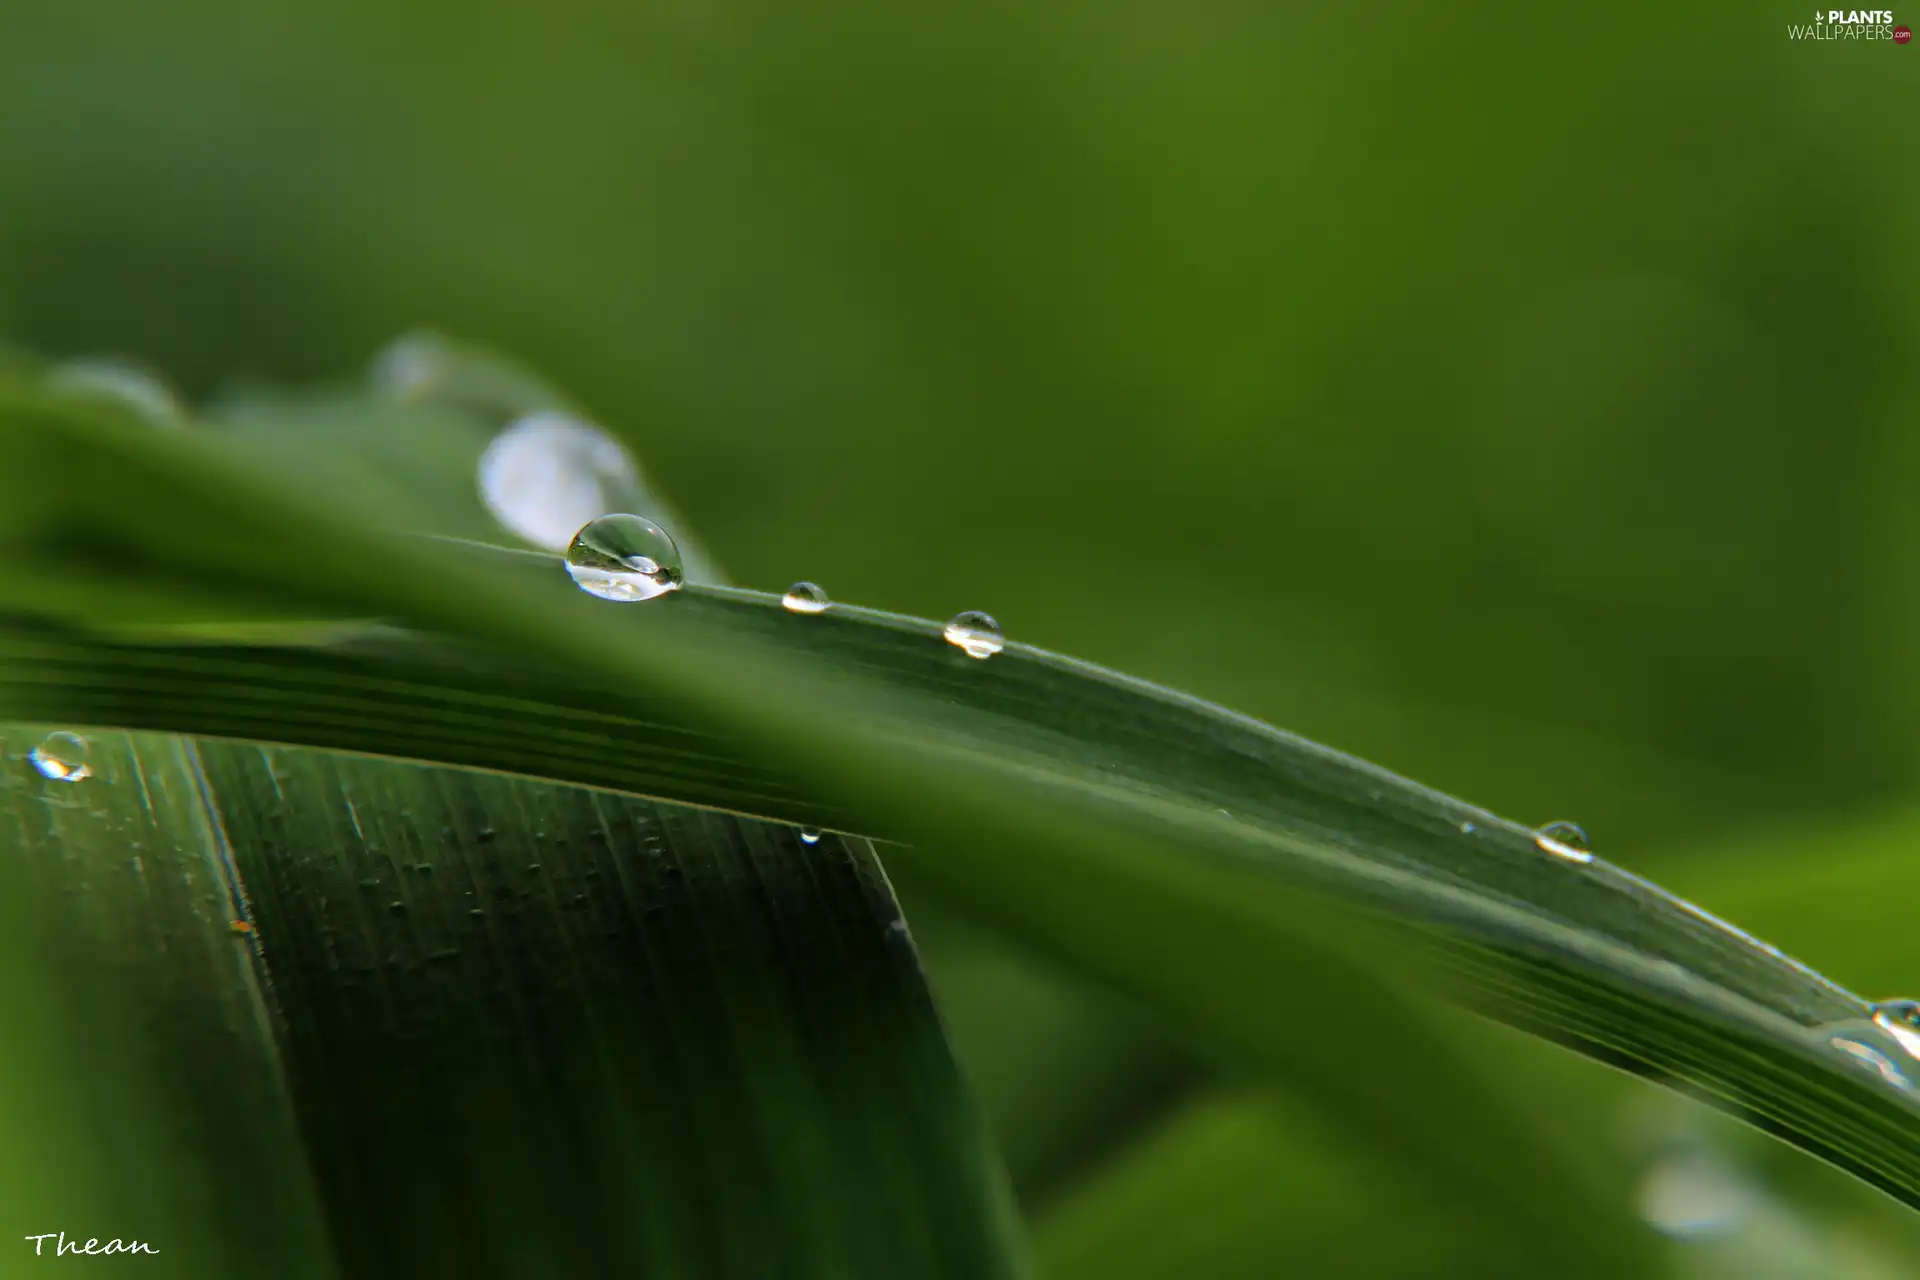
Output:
left=1534, top=820, right=1593, bottom=863
left=564, top=515, right=685, bottom=602
left=29, top=731, right=92, bottom=783
left=1871, top=999, right=1920, bottom=1060
left=1873, top=998, right=1920, bottom=1028
left=799, top=828, right=822, bottom=845
left=782, top=582, right=831, bottom=615
left=943, top=611, right=1004, bottom=660
left=368, top=330, right=454, bottom=400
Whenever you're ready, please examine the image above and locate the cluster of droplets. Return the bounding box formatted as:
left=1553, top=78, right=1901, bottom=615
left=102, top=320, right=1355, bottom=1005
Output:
left=28, top=731, right=91, bottom=783
left=459, top=359, right=1009, bottom=659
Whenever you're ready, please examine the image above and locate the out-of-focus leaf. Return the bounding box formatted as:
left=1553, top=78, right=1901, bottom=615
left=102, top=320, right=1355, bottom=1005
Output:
left=1035, top=1092, right=1496, bottom=1280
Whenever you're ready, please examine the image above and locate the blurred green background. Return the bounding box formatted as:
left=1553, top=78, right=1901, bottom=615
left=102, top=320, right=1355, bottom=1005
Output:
left=2, top=0, right=1917, bottom=1273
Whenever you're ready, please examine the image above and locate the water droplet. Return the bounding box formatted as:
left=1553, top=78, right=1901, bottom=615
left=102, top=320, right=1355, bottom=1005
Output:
left=1636, top=1147, right=1755, bottom=1240
left=943, top=611, right=1004, bottom=660
left=28, top=731, right=91, bottom=783
left=1460, top=821, right=1477, bottom=834
left=1534, top=821, right=1593, bottom=863
left=481, top=412, right=644, bottom=552
left=1830, top=1033, right=1913, bottom=1089
left=564, top=514, right=685, bottom=602
left=799, top=828, right=822, bottom=845
left=45, top=356, right=182, bottom=427
left=782, top=581, right=830, bottom=615
left=368, top=330, right=454, bottom=400
left=1871, top=1000, right=1920, bottom=1060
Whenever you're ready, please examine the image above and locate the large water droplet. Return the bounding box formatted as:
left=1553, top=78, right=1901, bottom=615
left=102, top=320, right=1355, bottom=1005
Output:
left=1534, top=821, right=1593, bottom=863
left=798, top=828, right=822, bottom=845
left=29, top=731, right=92, bottom=783
left=782, top=582, right=830, bottom=615
left=45, top=357, right=181, bottom=427
left=480, top=412, right=644, bottom=552
left=943, top=611, right=1004, bottom=660
left=565, top=515, right=685, bottom=602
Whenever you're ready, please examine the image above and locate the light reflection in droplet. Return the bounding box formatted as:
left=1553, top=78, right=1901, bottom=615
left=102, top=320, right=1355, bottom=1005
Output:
left=1830, top=1034, right=1913, bottom=1091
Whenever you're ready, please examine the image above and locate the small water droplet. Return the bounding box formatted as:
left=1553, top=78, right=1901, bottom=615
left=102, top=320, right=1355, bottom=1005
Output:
left=1636, top=1147, right=1755, bottom=1240
left=782, top=581, right=831, bottom=615
left=1534, top=821, right=1593, bottom=863
left=1871, top=1000, right=1920, bottom=1060
left=28, top=731, right=91, bottom=783
left=481, top=412, right=644, bottom=552
left=388, top=901, right=407, bottom=916
left=1460, top=821, right=1477, bottom=835
left=943, top=611, right=1004, bottom=660
left=368, top=330, right=453, bottom=399
left=565, top=514, right=685, bottom=602
left=45, top=356, right=182, bottom=427
left=799, top=828, right=822, bottom=845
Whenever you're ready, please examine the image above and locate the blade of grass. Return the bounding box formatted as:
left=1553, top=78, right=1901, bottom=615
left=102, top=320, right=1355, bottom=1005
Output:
left=11, top=385, right=1860, bottom=1265
left=0, top=725, right=340, bottom=1279
left=192, top=740, right=1023, bottom=1279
